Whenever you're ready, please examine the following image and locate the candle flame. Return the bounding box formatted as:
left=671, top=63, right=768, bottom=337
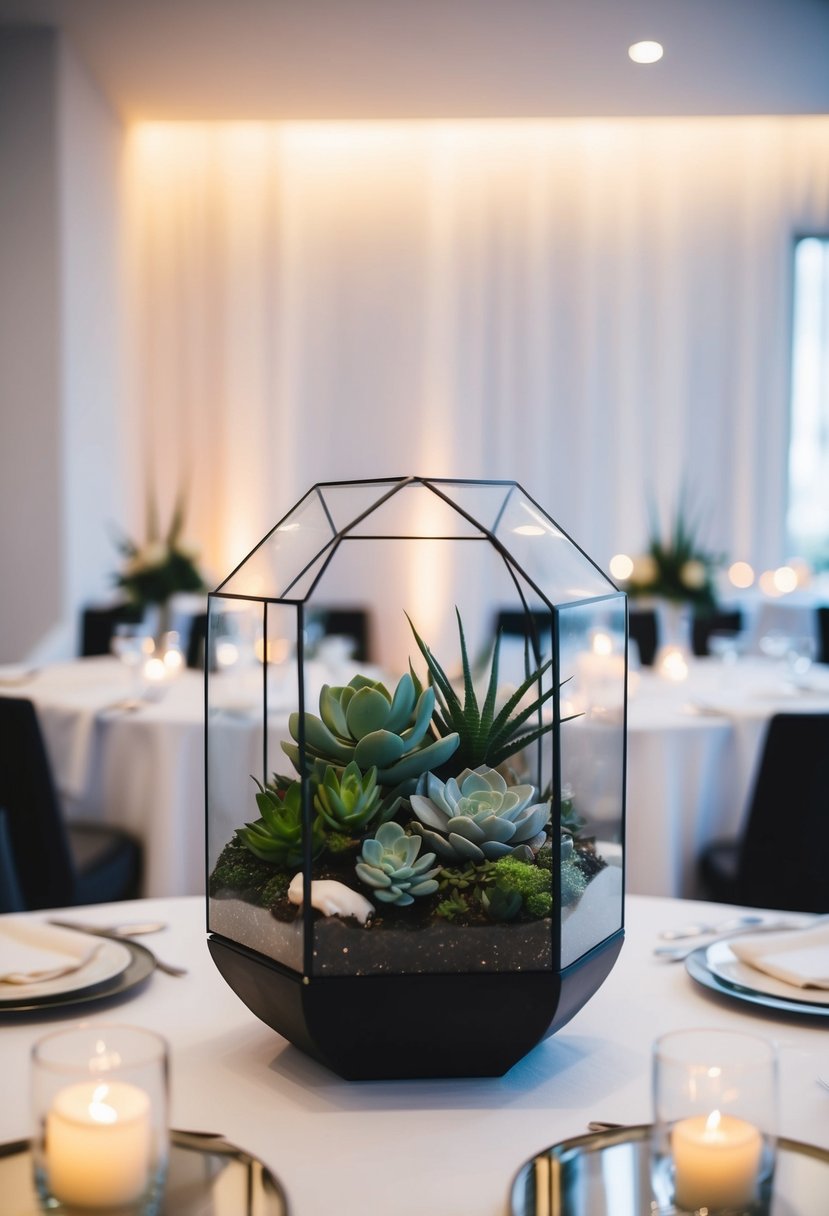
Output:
left=705, top=1109, right=722, bottom=1134
left=89, top=1084, right=118, bottom=1125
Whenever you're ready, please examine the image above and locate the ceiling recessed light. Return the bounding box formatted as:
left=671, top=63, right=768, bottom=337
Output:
left=628, top=40, right=664, bottom=64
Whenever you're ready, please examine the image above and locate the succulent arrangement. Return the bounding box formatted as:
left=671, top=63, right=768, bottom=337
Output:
left=212, top=611, right=605, bottom=929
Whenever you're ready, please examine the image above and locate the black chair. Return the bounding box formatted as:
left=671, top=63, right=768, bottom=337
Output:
left=80, top=602, right=144, bottom=657
left=0, top=808, right=24, bottom=912
left=0, top=697, right=142, bottom=911
left=692, top=609, right=744, bottom=657
left=817, top=606, right=829, bottom=664
left=698, top=712, right=829, bottom=913
left=628, top=608, right=658, bottom=667
left=492, top=609, right=553, bottom=675
left=186, top=612, right=208, bottom=669
left=306, top=607, right=373, bottom=663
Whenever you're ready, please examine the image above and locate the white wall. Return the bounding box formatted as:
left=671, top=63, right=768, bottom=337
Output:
left=0, top=27, right=126, bottom=661
left=0, top=28, right=63, bottom=660
left=58, top=33, right=128, bottom=631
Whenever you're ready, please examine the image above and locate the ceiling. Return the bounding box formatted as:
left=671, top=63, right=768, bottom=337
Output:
left=1, top=0, right=829, bottom=122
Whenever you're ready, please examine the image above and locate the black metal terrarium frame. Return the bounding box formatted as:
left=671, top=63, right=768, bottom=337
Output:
left=205, top=476, right=627, bottom=1080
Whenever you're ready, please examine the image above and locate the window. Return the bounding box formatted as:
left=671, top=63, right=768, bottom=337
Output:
left=787, top=236, right=829, bottom=565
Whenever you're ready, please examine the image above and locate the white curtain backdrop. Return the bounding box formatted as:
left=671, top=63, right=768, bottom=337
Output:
left=124, top=117, right=829, bottom=590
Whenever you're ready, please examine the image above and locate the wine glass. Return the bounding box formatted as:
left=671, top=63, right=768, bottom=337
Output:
left=707, top=629, right=745, bottom=664
left=111, top=623, right=154, bottom=700
left=785, top=634, right=816, bottom=686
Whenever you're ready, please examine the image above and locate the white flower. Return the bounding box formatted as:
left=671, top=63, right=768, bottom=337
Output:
left=680, top=559, right=707, bottom=589
left=140, top=541, right=169, bottom=568
left=631, top=554, right=658, bottom=585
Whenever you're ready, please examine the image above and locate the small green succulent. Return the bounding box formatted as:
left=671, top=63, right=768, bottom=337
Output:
left=282, top=673, right=459, bottom=786
left=410, top=766, right=550, bottom=864
left=236, top=779, right=325, bottom=867
left=480, top=885, right=523, bottom=922
left=407, top=609, right=564, bottom=773
left=313, top=761, right=382, bottom=833
left=355, top=821, right=441, bottom=907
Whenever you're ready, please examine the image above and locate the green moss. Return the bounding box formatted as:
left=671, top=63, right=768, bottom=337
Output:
left=209, top=838, right=290, bottom=909
left=490, top=855, right=552, bottom=918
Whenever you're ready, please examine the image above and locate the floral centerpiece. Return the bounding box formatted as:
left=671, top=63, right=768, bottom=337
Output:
left=114, top=490, right=205, bottom=626
left=624, top=497, right=721, bottom=609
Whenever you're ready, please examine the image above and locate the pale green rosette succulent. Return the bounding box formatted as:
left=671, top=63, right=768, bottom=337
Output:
left=355, top=821, right=441, bottom=907
left=282, top=673, right=459, bottom=786
left=410, top=766, right=550, bottom=864
left=313, top=761, right=382, bottom=833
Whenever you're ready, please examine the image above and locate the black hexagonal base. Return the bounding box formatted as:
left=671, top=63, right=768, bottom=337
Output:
left=207, top=930, right=623, bottom=1080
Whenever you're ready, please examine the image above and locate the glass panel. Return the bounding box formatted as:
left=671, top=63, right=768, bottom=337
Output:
left=493, top=489, right=617, bottom=603
left=344, top=477, right=488, bottom=540
left=207, top=594, right=307, bottom=972
left=558, top=597, right=626, bottom=969
left=206, top=481, right=625, bottom=980
left=218, top=488, right=336, bottom=598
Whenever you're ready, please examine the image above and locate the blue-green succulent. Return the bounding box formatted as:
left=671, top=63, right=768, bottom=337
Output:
left=313, top=761, right=382, bottom=833
left=355, top=821, right=441, bottom=907
left=237, top=779, right=325, bottom=867
left=410, top=766, right=550, bottom=863
left=282, top=673, right=459, bottom=786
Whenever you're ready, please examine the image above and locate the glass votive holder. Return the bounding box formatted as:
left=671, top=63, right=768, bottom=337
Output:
left=651, top=1028, right=777, bottom=1216
left=31, top=1024, right=169, bottom=1215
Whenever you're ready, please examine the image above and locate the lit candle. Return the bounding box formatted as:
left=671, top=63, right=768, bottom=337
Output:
left=672, top=1109, right=763, bottom=1211
left=46, top=1080, right=152, bottom=1207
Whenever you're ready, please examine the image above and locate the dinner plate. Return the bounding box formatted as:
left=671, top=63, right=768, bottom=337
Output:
left=0, top=1130, right=288, bottom=1215
left=0, top=935, right=132, bottom=1004
left=0, top=939, right=155, bottom=1014
left=510, top=1123, right=829, bottom=1215
left=685, top=939, right=829, bottom=1018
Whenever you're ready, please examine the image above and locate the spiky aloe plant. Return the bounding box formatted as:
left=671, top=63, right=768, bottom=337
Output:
left=407, top=609, right=562, bottom=773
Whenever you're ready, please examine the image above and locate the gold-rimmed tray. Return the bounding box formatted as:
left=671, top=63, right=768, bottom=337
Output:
left=0, top=1130, right=288, bottom=1215
left=509, top=1123, right=829, bottom=1215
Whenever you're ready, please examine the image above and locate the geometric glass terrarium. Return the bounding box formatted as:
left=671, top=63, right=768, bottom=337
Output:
left=206, top=476, right=626, bottom=1079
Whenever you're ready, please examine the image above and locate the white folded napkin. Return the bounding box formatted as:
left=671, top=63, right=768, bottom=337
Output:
left=731, top=918, right=829, bottom=990
left=0, top=918, right=101, bottom=985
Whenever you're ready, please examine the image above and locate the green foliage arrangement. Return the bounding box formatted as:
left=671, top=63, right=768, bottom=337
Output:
left=115, top=488, right=205, bottom=607
left=624, top=495, right=721, bottom=608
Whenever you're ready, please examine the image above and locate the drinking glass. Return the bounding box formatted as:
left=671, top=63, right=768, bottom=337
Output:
left=31, top=1024, right=169, bottom=1214
left=708, top=630, right=745, bottom=664
left=111, top=623, right=154, bottom=699
left=651, top=1028, right=777, bottom=1215
left=785, top=635, right=816, bottom=685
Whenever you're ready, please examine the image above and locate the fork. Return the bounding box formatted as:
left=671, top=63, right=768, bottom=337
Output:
left=653, top=919, right=798, bottom=961
left=658, top=914, right=769, bottom=941
left=48, top=919, right=187, bottom=977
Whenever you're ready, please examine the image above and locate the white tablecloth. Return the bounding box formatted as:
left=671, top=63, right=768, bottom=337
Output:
left=627, top=657, right=829, bottom=898
left=0, top=894, right=826, bottom=1216
left=622, top=656, right=826, bottom=904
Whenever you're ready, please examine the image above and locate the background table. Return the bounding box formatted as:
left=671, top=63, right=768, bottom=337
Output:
left=0, top=894, right=826, bottom=1216
left=626, top=656, right=829, bottom=898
